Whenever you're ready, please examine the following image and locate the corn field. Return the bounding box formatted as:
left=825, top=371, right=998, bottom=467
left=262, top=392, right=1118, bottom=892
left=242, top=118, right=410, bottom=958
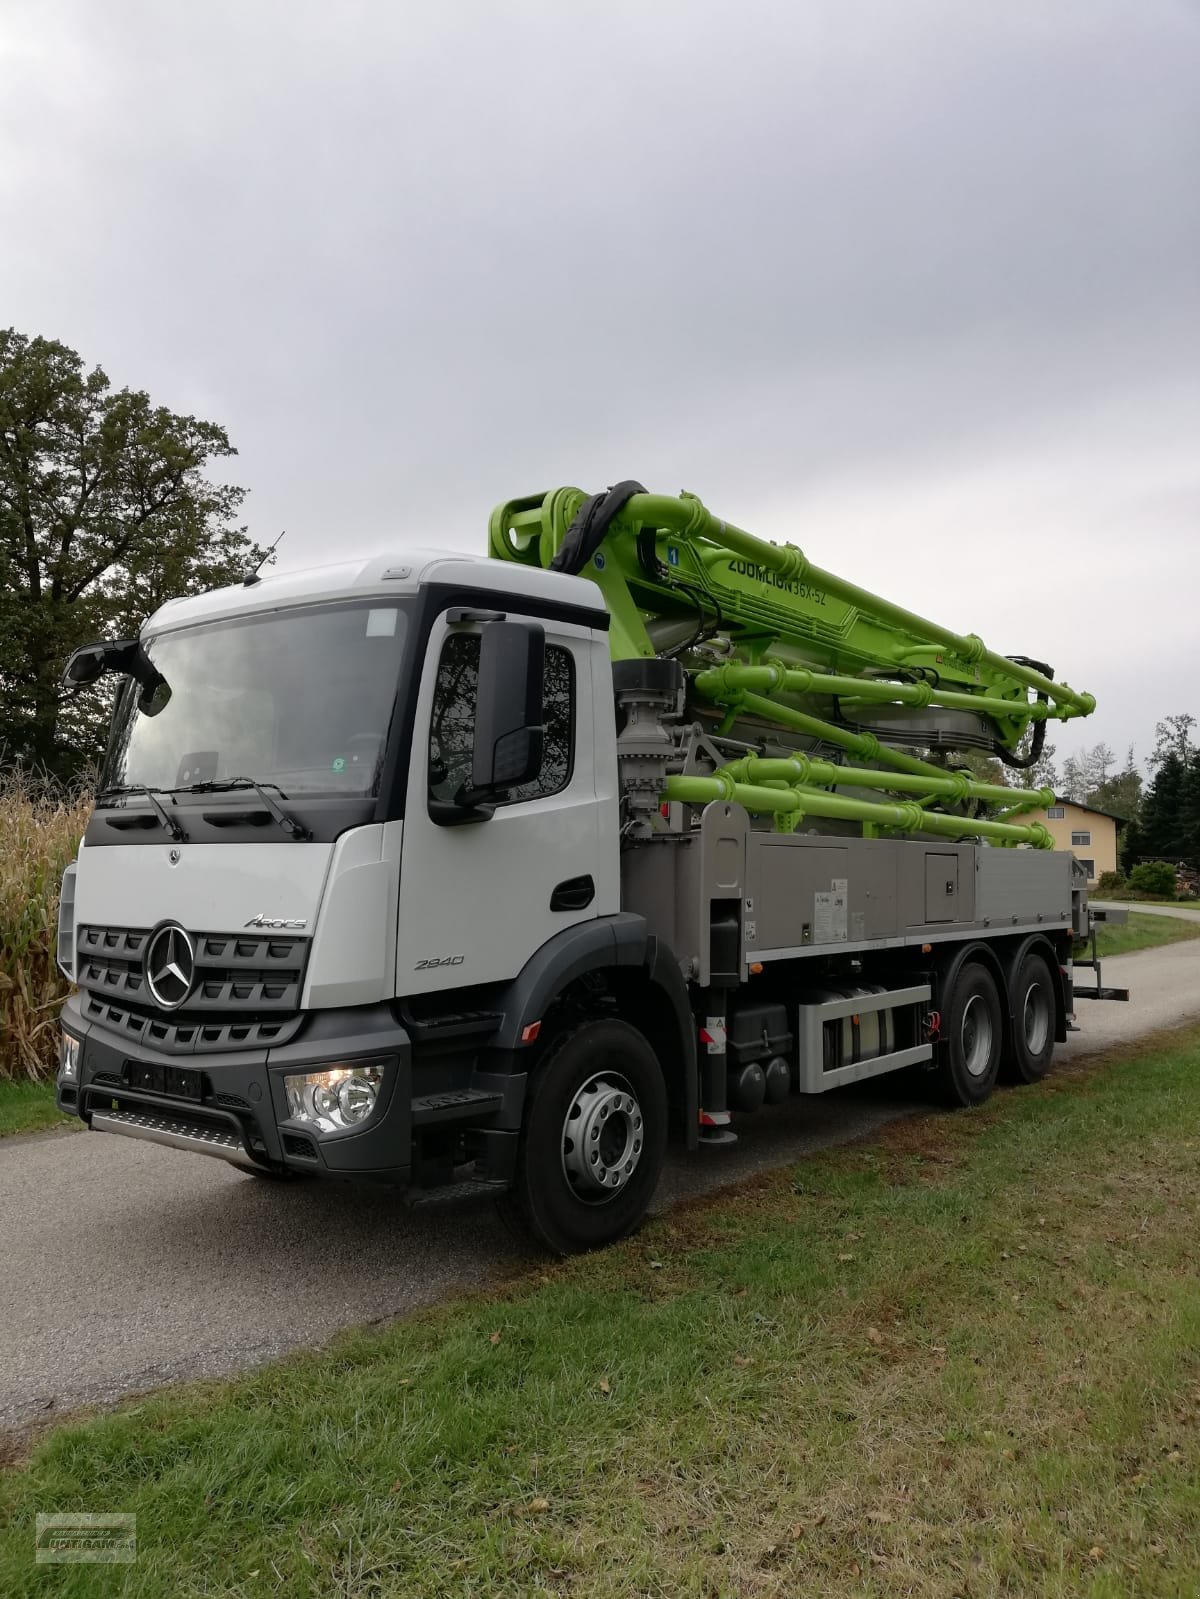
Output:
left=0, top=775, right=90, bottom=1081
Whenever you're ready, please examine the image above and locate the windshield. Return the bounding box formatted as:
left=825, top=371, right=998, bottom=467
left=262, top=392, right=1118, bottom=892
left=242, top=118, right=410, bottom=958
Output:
left=103, top=600, right=411, bottom=799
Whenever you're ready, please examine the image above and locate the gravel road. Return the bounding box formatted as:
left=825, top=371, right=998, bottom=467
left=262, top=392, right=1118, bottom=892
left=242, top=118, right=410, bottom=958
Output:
left=1092, top=899, right=1200, bottom=923
left=3, top=936, right=1199, bottom=1432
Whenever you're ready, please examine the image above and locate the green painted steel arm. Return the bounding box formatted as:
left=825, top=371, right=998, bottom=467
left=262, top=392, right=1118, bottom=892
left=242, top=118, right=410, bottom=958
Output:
left=489, top=483, right=1091, bottom=849
left=665, top=774, right=1054, bottom=848
left=489, top=485, right=1095, bottom=748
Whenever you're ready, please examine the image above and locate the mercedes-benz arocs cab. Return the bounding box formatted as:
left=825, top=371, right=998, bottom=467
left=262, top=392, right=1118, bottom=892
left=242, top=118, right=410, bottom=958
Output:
left=55, top=482, right=1118, bottom=1253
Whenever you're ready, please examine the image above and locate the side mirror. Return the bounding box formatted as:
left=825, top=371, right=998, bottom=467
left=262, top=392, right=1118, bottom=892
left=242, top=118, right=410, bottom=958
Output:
left=464, top=621, right=545, bottom=802
left=61, top=637, right=169, bottom=710
left=62, top=643, right=114, bottom=686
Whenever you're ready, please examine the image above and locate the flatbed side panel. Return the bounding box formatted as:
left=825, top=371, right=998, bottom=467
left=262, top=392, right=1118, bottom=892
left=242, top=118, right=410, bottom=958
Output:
left=974, top=847, right=1074, bottom=927
left=621, top=819, right=1074, bottom=974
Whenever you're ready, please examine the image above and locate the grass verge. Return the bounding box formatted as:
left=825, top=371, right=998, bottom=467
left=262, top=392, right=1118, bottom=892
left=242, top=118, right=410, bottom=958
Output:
left=0, top=1079, right=71, bottom=1138
left=4, top=1028, right=1200, bottom=1595
left=1092, top=910, right=1200, bottom=958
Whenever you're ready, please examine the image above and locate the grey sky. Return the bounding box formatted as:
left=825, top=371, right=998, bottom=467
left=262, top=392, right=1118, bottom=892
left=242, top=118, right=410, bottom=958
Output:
left=2, top=0, right=1197, bottom=771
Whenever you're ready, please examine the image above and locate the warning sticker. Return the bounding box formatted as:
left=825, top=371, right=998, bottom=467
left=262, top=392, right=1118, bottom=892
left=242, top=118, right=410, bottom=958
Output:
left=700, top=1018, right=728, bottom=1055
left=814, top=887, right=848, bottom=943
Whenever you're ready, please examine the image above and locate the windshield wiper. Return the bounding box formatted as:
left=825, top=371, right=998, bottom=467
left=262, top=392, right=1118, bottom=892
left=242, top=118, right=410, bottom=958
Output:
left=96, top=784, right=188, bottom=843
left=175, top=778, right=312, bottom=842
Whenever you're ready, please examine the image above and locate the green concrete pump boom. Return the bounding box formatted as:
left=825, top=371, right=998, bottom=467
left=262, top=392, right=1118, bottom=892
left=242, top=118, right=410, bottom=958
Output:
left=489, top=483, right=1095, bottom=849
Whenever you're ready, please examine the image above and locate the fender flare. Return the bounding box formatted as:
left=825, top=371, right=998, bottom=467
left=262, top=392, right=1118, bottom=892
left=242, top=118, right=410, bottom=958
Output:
left=491, top=914, right=698, bottom=1146
left=930, top=939, right=1007, bottom=1054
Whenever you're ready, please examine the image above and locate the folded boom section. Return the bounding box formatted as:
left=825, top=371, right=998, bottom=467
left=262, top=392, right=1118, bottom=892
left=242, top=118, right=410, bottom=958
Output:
left=489, top=483, right=1095, bottom=848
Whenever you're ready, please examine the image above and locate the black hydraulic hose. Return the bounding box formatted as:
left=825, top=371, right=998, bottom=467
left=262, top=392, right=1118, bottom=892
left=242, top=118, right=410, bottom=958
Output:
left=993, top=655, right=1054, bottom=769
left=550, top=479, right=646, bottom=574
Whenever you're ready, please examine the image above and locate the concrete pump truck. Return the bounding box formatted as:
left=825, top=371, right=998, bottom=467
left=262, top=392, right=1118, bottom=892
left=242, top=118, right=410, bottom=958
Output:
left=55, top=481, right=1121, bottom=1253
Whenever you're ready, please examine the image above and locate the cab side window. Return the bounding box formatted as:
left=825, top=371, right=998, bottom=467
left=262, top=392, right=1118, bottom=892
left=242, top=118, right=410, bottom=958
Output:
left=428, top=632, right=575, bottom=808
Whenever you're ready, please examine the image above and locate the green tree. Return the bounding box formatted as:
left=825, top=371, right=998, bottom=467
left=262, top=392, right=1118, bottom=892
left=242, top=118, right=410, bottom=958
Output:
left=1178, top=750, right=1200, bottom=867
left=1060, top=751, right=1088, bottom=804
left=1151, top=713, right=1196, bottom=769
left=1087, top=745, right=1142, bottom=821
left=1083, top=741, right=1115, bottom=794
left=1119, top=815, right=1143, bottom=876
left=1139, top=751, right=1187, bottom=860
left=0, top=329, right=267, bottom=776
left=947, top=747, right=1008, bottom=788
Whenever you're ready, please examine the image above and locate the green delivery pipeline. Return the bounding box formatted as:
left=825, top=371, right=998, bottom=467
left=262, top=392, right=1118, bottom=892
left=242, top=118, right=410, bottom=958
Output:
left=718, top=754, right=1052, bottom=813
left=691, top=678, right=980, bottom=789
left=664, top=772, right=1054, bottom=849
left=694, top=662, right=1054, bottom=728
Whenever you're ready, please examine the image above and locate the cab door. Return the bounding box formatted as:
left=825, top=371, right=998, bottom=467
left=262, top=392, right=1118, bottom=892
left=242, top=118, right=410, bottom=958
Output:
left=394, top=606, right=612, bottom=993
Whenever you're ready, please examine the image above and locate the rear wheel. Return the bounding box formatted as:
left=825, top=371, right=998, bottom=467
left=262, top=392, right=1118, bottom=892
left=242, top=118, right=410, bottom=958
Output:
left=1003, top=951, right=1057, bottom=1083
left=498, top=1018, right=667, bottom=1255
left=937, top=962, right=1003, bottom=1106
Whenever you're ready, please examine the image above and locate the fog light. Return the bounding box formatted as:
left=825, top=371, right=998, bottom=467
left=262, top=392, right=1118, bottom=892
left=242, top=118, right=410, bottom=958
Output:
left=283, top=1063, right=384, bottom=1133
left=58, top=1031, right=80, bottom=1083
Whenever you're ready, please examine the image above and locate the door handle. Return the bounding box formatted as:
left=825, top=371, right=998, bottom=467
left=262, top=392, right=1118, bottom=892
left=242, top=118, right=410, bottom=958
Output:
left=550, top=874, right=595, bottom=911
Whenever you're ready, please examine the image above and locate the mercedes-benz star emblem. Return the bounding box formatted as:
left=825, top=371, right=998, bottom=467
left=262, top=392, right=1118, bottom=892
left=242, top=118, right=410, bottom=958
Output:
left=145, top=923, right=195, bottom=1010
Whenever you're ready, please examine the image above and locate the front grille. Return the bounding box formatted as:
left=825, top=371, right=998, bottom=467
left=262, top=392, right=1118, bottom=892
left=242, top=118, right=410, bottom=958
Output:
left=80, top=992, right=305, bottom=1054
left=76, top=927, right=149, bottom=1000
left=77, top=926, right=306, bottom=1011
left=77, top=923, right=309, bottom=1054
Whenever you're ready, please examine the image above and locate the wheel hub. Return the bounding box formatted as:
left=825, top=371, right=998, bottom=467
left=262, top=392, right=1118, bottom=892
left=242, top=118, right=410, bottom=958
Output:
left=1023, top=981, right=1050, bottom=1054
left=561, top=1072, right=644, bottom=1202
left=961, top=993, right=994, bottom=1076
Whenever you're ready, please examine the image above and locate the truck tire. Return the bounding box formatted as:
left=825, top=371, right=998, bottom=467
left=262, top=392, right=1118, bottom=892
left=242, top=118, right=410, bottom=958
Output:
left=498, top=1018, right=667, bottom=1255
left=937, top=961, right=1002, bottom=1107
left=1003, top=950, right=1056, bottom=1084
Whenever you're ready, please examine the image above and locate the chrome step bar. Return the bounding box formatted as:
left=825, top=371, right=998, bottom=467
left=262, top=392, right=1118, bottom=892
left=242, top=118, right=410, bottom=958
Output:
left=90, top=1107, right=262, bottom=1172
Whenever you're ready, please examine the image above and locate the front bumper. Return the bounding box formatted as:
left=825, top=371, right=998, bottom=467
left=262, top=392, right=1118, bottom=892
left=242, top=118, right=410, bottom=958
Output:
left=59, top=991, right=415, bottom=1182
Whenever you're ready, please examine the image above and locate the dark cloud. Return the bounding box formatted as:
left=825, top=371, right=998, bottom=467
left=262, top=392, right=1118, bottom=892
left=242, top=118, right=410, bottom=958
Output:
left=2, top=0, right=1197, bottom=762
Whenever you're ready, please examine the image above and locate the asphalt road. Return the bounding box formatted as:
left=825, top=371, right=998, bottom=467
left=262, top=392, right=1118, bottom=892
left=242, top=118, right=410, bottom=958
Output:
left=4, top=937, right=1199, bottom=1433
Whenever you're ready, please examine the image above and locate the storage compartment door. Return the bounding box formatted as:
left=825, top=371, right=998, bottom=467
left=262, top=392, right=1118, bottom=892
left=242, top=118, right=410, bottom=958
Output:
left=924, top=852, right=959, bottom=923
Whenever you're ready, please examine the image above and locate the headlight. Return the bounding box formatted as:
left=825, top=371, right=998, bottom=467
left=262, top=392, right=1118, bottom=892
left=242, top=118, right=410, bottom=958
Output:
left=58, top=1031, right=80, bottom=1082
left=337, top=1075, right=375, bottom=1124
left=283, top=1063, right=383, bottom=1133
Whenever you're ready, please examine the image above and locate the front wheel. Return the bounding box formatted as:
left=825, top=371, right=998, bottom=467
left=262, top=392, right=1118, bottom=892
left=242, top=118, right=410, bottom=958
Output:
left=498, top=1018, right=668, bottom=1255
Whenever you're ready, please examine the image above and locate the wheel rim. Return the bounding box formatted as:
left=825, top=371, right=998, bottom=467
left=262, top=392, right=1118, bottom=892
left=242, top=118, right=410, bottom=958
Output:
left=1022, top=980, right=1050, bottom=1056
left=561, top=1071, right=644, bottom=1204
left=960, top=994, right=995, bottom=1076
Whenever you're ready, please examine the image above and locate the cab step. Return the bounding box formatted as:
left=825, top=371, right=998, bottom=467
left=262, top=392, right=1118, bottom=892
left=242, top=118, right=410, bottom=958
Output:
left=403, top=1009, right=501, bottom=1043
left=407, top=1176, right=510, bottom=1205
left=411, top=1089, right=503, bottom=1126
